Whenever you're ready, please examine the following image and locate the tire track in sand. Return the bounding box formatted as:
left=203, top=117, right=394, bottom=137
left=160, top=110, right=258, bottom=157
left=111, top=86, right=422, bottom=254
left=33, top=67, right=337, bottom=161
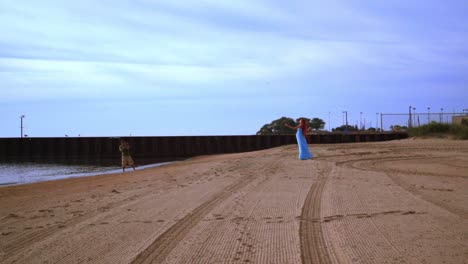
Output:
left=1, top=161, right=228, bottom=260
left=2, top=190, right=156, bottom=259
left=300, top=163, right=333, bottom=264
left=337, top=156, right=467, bottom=218
left=131, top=154, right=282, bottom=264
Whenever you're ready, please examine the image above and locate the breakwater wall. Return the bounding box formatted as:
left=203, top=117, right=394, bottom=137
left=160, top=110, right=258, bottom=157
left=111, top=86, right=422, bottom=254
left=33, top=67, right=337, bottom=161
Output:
left=0, top=132, right=408, bottom=165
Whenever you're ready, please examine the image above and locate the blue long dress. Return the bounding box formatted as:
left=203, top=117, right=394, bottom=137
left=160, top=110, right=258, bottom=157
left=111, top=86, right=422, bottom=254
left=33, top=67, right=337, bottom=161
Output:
left=296, top=129, right=313, bottom=160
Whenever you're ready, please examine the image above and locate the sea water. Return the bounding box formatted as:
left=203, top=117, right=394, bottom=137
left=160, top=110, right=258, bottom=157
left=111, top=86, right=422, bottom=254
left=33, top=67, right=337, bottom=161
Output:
left=0, top=162, right=170, bottom=186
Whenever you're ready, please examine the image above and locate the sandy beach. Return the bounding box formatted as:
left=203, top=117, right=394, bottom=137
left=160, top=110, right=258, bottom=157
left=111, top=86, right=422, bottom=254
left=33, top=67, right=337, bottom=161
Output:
left=0, top=138, right=467, bottom=264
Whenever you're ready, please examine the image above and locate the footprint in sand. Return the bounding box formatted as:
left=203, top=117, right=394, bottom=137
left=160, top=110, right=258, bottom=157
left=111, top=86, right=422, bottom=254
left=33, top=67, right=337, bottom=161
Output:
left=6, top=213, right=21, bottom=219
left=323, top=215, right=345, bottom=222
left=356, top=214, right=371, bottom=219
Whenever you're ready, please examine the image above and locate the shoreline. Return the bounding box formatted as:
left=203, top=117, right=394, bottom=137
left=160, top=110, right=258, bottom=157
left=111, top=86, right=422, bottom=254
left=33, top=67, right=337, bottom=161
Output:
left=0, top=161, right=174, bottom=187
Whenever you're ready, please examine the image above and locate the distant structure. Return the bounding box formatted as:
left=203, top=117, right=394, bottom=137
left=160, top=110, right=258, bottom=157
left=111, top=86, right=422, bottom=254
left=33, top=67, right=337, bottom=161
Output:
left=20, top=114, right=25, bottom=138
left=452, top=115, right=468, bottom=125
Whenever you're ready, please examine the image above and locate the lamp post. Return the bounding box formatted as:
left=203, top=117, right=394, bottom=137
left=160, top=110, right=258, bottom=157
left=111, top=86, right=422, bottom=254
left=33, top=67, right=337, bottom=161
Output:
left=440, top=108, right=443, bottom=123
left=342, top=111, right=348, bottom=126
left=427, top=107, right=430, bottom=124
left=360, top=112, right=363, bottom=130
left=20, top=115, right=25, bottom=138
left=409, top=106, right=412, bottom=128
left=376, top=113, right=379, bottom=131
left=380, top=113, right=383, bottom=131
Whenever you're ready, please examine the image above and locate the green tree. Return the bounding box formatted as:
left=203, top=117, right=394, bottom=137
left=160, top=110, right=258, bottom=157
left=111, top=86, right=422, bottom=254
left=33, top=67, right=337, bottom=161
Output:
left=333, top=125, right=358, bottom=132
left=256, top=117, right=296, bottom=135
left=296, top=117, right=326, bottom=131
left=309, top=118, right=325, bottom=130
left=257, top=116, right=327, bottom=135
left=461, top=119, right=468, bottom=126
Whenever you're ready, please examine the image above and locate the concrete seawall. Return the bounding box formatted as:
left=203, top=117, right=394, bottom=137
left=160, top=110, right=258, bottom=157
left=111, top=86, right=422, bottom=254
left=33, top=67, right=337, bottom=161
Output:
left=0, top=133, right=408, bottom=165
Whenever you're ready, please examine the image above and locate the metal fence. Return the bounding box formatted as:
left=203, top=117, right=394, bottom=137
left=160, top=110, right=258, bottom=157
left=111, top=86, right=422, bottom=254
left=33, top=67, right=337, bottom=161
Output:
left=381, top=112, right=467, bottom=131
left=0, top=133, right=408, bottom=165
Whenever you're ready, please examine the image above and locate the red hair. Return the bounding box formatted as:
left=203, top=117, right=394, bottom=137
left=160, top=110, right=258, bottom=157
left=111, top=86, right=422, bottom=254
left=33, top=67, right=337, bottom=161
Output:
left=299, top=119, right=307, bottom=135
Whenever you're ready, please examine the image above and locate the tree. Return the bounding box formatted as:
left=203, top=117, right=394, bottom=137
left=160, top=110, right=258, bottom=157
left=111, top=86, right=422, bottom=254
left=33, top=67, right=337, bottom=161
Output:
left=256, top=117, right=296, bottom=135
left=309, top=118, right=325, bottom=130
left=390, top=125, right=407, bottom=131
left=257, top=116, right=327, bottom=135
left=333, top=125, right=358, bottom=132
left=296, top=117, right=326, bottom=131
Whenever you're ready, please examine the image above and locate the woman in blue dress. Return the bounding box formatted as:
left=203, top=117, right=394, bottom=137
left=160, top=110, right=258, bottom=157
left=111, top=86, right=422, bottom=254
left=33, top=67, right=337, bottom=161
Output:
left=285, top=119, right=313, bottom=160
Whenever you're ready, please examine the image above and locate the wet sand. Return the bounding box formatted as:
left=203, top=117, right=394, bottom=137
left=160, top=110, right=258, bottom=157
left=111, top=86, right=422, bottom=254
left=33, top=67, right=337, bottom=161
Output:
left=0, top=138, right=467, bottom=263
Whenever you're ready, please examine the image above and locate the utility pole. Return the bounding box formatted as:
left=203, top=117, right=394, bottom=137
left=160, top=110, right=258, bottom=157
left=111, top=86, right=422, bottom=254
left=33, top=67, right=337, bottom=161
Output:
left=20, top=115, right=25, bottom=138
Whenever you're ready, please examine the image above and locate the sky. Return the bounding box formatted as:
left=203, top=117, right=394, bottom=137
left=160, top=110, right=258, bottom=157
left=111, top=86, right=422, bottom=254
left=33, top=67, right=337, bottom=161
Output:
left=1, top=0, right=467, bottom=137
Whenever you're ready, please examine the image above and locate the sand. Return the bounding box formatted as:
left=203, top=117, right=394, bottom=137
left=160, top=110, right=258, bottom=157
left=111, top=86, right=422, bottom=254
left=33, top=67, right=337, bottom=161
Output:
left=0, top=138, right=467, bottom=264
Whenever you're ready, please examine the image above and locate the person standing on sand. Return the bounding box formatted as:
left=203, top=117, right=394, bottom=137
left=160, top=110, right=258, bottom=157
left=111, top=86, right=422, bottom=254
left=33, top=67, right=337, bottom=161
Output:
left=119, top=138, right=136, bottom=172
left=285, top=119, right=313, bottom=160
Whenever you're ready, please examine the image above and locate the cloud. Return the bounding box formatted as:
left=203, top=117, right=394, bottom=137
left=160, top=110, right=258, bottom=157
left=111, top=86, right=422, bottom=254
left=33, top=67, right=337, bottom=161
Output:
left=1, top=0, right=467, bottom=102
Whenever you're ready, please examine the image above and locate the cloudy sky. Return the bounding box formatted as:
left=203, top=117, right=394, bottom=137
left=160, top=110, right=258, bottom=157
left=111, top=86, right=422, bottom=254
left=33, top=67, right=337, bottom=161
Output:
left=1, top=0, right=467, bottom=137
